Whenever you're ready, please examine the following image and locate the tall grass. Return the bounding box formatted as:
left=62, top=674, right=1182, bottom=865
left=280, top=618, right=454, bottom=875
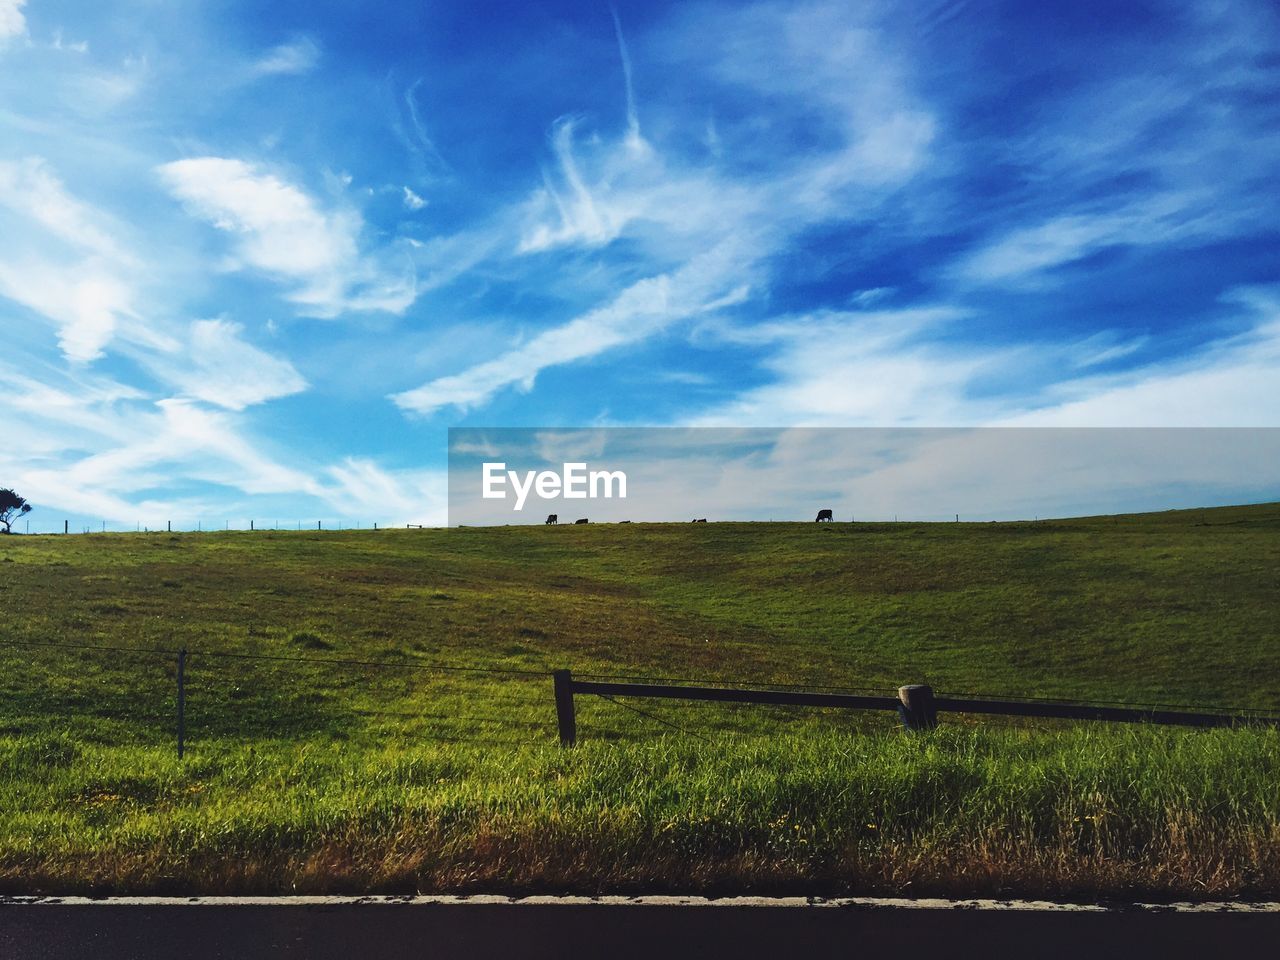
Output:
left=2, top=726, right=1278, bottom=899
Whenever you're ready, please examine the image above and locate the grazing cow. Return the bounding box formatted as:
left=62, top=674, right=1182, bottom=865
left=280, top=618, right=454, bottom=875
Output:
left=692, top=518, right=707, bottom=523
left=815, top=509, right=834, bottom=522
left=575, top=518, right=589, bottom=525
left=546, top=514, right=558, bottom=525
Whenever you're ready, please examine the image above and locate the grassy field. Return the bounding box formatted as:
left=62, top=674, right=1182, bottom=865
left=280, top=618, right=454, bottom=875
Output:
left=1, top=502, right=1279, bottom=898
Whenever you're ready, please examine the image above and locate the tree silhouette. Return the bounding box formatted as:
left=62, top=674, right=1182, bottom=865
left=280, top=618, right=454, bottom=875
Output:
left=0, top=489, right=31, bottom=534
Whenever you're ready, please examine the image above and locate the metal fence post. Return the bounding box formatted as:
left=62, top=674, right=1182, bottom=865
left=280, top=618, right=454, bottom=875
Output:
left=177, top=648, right=187, bottom=759
left=554, top=669, right=577, bottom=746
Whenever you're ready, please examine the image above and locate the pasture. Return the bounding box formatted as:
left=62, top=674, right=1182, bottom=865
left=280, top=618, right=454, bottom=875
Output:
left=1, top=503, right=1278, bottom=898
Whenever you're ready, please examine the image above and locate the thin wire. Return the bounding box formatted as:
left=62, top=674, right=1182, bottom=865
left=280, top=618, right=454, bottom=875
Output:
left=350, top=707, right=549, bottom=728
left=5, top=638, right=1278, bottom=720
left=186, top=649, right=548, bottom=677
left=940, top=688, right=1280, bottom=718
left=596, top=693, right=712, bottom=743
left=575, top=670, right=893, bottom=695
left=0, top=638, right=548, bottom=677
left=0, top=638, right=179, bottom=657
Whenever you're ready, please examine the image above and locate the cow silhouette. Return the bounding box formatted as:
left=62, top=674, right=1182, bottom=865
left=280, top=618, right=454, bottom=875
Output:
left=546, top=514, right=558, bottom=524
left=692, top=518, right=707, bottom=523
left=815, top=509, right=834, bottom=522
left=574, top=518, right=589, bottom=525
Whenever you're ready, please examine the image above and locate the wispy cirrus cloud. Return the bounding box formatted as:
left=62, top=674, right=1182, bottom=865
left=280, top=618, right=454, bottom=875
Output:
left=946, top=2, right=1280, bottom=289
left=1003, top=291, right=1280, bottom=427
left=394, top=237, right=755, bottom=415
left=692, top=288, right=1280, bottom=428
left=147, top=319, right=308, bottom=411
left=397, top=0, right=939, bottom=415
left=156, top=157, right=416, bottom=317
left=249, top=36, right=320, bottom=78
left=323, top=458, right=447, bottom=526
left=0, top=157, right=123, bottom=258
left=0, top=157, right=142, bottom=362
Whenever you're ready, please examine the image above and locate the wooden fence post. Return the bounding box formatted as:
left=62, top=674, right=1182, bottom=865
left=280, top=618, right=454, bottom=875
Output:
left=554, top=669, right=577, bottom=746
left=176, top=648, right=187, bottom=759
left=898, top=684, right=937, bottom=731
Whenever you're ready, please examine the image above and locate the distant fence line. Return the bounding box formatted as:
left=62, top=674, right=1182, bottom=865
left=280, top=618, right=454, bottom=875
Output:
left=2, top=639, right=1279, bottom=757
left=10, top=515, right=1111, bottom=535
left=13, top=520, right=432, bottom=535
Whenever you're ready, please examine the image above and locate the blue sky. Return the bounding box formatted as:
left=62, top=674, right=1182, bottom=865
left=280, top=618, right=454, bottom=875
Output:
left=1, top=0, right=1278, bottom=528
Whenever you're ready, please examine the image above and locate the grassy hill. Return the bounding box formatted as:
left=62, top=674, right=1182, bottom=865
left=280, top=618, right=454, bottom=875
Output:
left=1, top=502, right=1278, bottom=898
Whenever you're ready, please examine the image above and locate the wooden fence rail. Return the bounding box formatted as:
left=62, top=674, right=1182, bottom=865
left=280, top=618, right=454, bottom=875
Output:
left=550, top=669, right=1279, bottom=746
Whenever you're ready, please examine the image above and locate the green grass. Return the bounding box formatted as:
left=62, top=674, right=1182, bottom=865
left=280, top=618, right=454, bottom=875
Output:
left=3, top=729, right=1278, bottom=900
left=1, top=502, right=1278, bottom=897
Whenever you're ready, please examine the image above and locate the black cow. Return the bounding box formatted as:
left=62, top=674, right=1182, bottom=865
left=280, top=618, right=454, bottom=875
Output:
left=546, top=514, right=558, bottom=524
left=815, top=509, right=834, bottom=522
left=692, top=518, right=707, bottom=523
left=574, top=518, right=589, bottom=525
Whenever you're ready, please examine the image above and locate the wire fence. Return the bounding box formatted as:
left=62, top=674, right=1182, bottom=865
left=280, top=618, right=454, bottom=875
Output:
left=12, top=520, right=439, bottom=536
left=3, top=637, right=1279, bottom=756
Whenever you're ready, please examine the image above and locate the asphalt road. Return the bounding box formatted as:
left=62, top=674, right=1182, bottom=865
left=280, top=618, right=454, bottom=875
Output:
left=2, top=895, right=1278, bottom=959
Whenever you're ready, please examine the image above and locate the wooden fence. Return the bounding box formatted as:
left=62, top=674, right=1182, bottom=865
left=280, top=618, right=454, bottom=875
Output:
left=551, top=669, right=1279, bottom=745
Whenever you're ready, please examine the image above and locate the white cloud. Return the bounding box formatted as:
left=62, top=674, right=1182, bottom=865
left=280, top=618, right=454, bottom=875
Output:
left=74, top=54, right=149, bottom=110
left=396, top=272, right=670, bottom=413
left=952, top=191, right=1256, bottom=287
left=49, top=29, right=88, bottom=54
left=611, top=6, right=644, bottom=150
left=955, top=214, right=1132, bottom=285
left=692, top=307, right=1004, bottom=426
left=0, top=157, right=123, bottom=257
left=673, top=1, right=936, bottom=193
left=414, top=0, right=937, bottom=417
left=694, top=290, right=1280, bottom=429
left=0, top=361, right=436, bottom=526
left=0, top=366, right=318, bottom=522
left=250, top=36, right=321, bottom=77
left=519, top=117, right=635, bottom=253
left=0, top=0, right=26, bottom=43
left=948, top=4, right=1280, bottom=290
left=0, top=158, right=155, bottom=362
left=158, top=157, right=356, bottom=274
left=147, top=319, right=308, bottom=411
left=0, top=258, right=134, bottom=362
left=156, top=156, right=416, bottom=317
left=394, top=237, right=756, bottom=415
left=0, top=365, right=145, bottom=462
left=1003, top=314, right=1280, bottom=427
left=322, top=458, right=447, bottom=526
left=398, top=78, right=451, bottom=177
left=402, top=186, right=426, bottom=210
